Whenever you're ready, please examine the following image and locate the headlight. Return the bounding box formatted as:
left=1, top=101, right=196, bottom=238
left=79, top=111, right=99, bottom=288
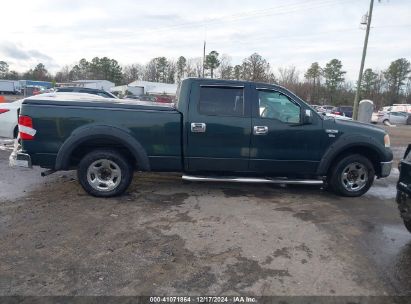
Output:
left=384, top=134, right=390, bottom=148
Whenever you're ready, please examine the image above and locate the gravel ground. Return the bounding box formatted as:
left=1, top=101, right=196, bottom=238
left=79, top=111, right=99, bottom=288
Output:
left=0, top=126, right=410, bottom=296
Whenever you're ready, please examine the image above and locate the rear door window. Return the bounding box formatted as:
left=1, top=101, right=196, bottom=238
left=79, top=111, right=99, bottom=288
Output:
left=199, top=86, right=244, bottom=117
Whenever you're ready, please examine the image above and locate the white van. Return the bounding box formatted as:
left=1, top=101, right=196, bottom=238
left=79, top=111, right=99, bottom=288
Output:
left=382, top=104, right=411, bottom=113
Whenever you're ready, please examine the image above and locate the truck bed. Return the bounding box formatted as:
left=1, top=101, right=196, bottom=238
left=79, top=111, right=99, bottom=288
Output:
left=20, top=97, right=183, bottom=171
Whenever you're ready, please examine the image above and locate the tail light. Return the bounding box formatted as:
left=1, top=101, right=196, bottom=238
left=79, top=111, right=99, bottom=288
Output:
left=334, top=111, right=341, bottom=115
left=0, top=109, right=10, bottom=114
left=18, top=115, right=35, bottom=140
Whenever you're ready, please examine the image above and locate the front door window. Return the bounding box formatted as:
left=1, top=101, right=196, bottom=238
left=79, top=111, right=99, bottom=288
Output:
left=258, top=90, right=300, bottom=124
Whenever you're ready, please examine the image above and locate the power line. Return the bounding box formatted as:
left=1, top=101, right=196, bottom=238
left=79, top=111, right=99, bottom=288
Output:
left=136, top=0, right=355, bottom=34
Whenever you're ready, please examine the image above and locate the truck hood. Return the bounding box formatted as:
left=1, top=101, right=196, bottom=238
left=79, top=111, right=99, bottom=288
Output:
left=324, top=117, right=387, bottom=136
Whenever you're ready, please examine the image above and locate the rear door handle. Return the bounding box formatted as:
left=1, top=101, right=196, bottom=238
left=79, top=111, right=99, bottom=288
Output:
left=191, top=123, right=206, bottom=133
left=253, top=126, right=268, bottom=135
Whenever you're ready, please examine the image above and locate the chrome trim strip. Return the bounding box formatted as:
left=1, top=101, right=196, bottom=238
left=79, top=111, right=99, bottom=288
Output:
left=200, top=85, right=244, bottom=88
left=182, top=175, right=323, bottom=185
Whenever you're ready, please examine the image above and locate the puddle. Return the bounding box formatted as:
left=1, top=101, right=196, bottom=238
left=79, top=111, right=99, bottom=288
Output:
left=365, top=168, right=399, bottom=200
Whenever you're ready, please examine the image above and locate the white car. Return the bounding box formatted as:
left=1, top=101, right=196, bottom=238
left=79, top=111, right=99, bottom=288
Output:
left=378, top=111, right=410, bottom=126
left=0, top=92, right=108, bottom=139
left=0, top=99, right=23, bottom=138
left=323, top=113, right=352, bottom=120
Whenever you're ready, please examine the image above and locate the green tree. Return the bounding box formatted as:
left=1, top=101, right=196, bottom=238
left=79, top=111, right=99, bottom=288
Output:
left=99, top=57, right=123, bottom=84
left=70, top=58, right=90, bottom=80
left=204, top=51, right=220, bottom=78
left=144, top=57, right=175, bottom=83
left=383, top=58, right=411, bottom=103
left=32, top=63, right=49, bottom=81
left=176, top=56, right=187, bottom=84
left=361, top=68, right=378, bottom=98
left=69, top=57, right=123, bottom=84
left=233, top=65, right=242, bottom=80
left=322, top=59, right=346, bottom=103
left=6, top=70, right=19, bottom=80
left=123, top=64, right=144, bottom=84
left=156, top=57, right=168, bottom=82
left=241, top=53, right=272, bottom=82
left=304, top=62, right=321, bottom=102
left=0, top=61, right=9, bottom=78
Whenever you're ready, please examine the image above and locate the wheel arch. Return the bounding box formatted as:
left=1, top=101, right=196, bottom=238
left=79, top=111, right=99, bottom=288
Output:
left=317, top=136, right=386, bottom=177
left=55, top=125, right=150, bottom=171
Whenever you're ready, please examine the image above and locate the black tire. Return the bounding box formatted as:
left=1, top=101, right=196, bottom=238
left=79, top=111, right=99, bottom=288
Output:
left=404, top=220, right=411, bottom=233
left=383, top=119, right=390, bottom=126
left=13, top=125, right=18, bottom=139
left=77, top=149, right=133, bottom=197
left=328, top=154, right=375, bottom=197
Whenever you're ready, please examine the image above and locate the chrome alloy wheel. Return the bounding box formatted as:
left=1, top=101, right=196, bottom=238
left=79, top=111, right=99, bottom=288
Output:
left=341, top=162, right=368, bottom=192
left=87, top=159, right=122, bottom=192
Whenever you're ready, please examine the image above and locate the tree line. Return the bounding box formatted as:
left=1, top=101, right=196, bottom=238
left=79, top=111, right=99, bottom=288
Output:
left=0, top=52, right=410, bottom=107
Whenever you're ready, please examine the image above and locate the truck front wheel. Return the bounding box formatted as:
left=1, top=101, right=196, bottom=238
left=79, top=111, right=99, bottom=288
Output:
left=328, top=154, right=375, bottom=197
left=77, top=149, right=133, bottom=197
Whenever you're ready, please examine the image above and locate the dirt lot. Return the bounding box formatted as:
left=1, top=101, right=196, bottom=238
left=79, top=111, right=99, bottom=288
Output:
left=0, top=126, right=410, bottom=296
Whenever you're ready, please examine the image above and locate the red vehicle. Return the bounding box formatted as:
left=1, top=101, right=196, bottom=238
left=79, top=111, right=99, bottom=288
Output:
left=154, top=96, right=173, bottom=103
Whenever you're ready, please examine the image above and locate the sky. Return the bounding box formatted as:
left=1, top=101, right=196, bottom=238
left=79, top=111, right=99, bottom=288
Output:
left=0, top=0, right=410, bottom=81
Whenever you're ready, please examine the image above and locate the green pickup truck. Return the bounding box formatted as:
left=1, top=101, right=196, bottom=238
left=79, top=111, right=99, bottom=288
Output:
left=11, top=78, right=393, bottom=197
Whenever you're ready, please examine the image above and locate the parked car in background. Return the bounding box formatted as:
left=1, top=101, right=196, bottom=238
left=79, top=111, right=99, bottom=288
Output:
left=0, top=93, right=107, bottom=139
left=331, top=106, right=353, bottom=118
left=0, top=99, right=24, bottom=138
left=311, top=105, right=325, bottom=113
left=55, top=87, right=117, bottom=98
left=323, top=113, right=352, bottom=121
left=322, top=105, right=334, bottom=113
left=381, top=104, right=411, bottom=114
left=371, top=112, right=379, bottom=124
left=378, top=111, right=409, bottom=125
left=396, top=145, right=411, bottom=233
left=154, top=96, right=173, bottom=103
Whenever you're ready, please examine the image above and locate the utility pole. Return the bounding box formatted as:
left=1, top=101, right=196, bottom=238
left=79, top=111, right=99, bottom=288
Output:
left=202, top=40, right=206, bottom=78
left=353, top=0, right=374, bottom=120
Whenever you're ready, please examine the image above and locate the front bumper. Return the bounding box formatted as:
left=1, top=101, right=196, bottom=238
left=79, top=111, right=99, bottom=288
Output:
left=380, top=161, right=393, bottom=177
left=9, top=140, right=32, bottom=168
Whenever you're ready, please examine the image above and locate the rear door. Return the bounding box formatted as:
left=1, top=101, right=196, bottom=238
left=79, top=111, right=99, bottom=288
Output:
left=186, top=82, right=252, bottom=172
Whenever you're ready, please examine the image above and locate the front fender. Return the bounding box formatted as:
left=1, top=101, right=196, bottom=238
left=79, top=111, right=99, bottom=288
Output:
left=55, top=124, right=150, bottom=171
left=316, top=133, right=392, bottom=176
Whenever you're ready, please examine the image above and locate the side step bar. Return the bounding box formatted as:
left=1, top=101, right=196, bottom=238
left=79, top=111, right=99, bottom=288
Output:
left=182, top=175, right=323, bottom=185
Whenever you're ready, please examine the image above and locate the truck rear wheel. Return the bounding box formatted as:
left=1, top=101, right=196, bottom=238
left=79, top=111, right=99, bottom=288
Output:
left=77, top=149, right=133, bottom=197
left=328, top=154, right=375, bottom=197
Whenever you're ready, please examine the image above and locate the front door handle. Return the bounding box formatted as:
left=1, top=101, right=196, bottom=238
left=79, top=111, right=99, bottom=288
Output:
left=253, top=126, right=268, bottom=135
left=191, top=123, right=206, bottom=133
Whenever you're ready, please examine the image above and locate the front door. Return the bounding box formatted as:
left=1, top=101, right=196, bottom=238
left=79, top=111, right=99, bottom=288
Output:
left=249, top=87, right=324, bottom=175
left=186, top=83, right=251, bottom=173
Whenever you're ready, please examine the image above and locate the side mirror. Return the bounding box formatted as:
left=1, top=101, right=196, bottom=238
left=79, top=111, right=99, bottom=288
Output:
left=303, top=109, right=313, bottom=124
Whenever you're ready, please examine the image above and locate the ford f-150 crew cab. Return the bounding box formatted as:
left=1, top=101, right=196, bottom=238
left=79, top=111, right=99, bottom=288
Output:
left=10, top=78, right=393, bottom=197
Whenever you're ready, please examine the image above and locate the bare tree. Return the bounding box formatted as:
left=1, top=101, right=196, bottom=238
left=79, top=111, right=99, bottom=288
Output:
left=123, top=64, right=144, bottom=84
left=241, top=53, right=272, bottom=82
left=217, top=54, right=233, bottom=80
